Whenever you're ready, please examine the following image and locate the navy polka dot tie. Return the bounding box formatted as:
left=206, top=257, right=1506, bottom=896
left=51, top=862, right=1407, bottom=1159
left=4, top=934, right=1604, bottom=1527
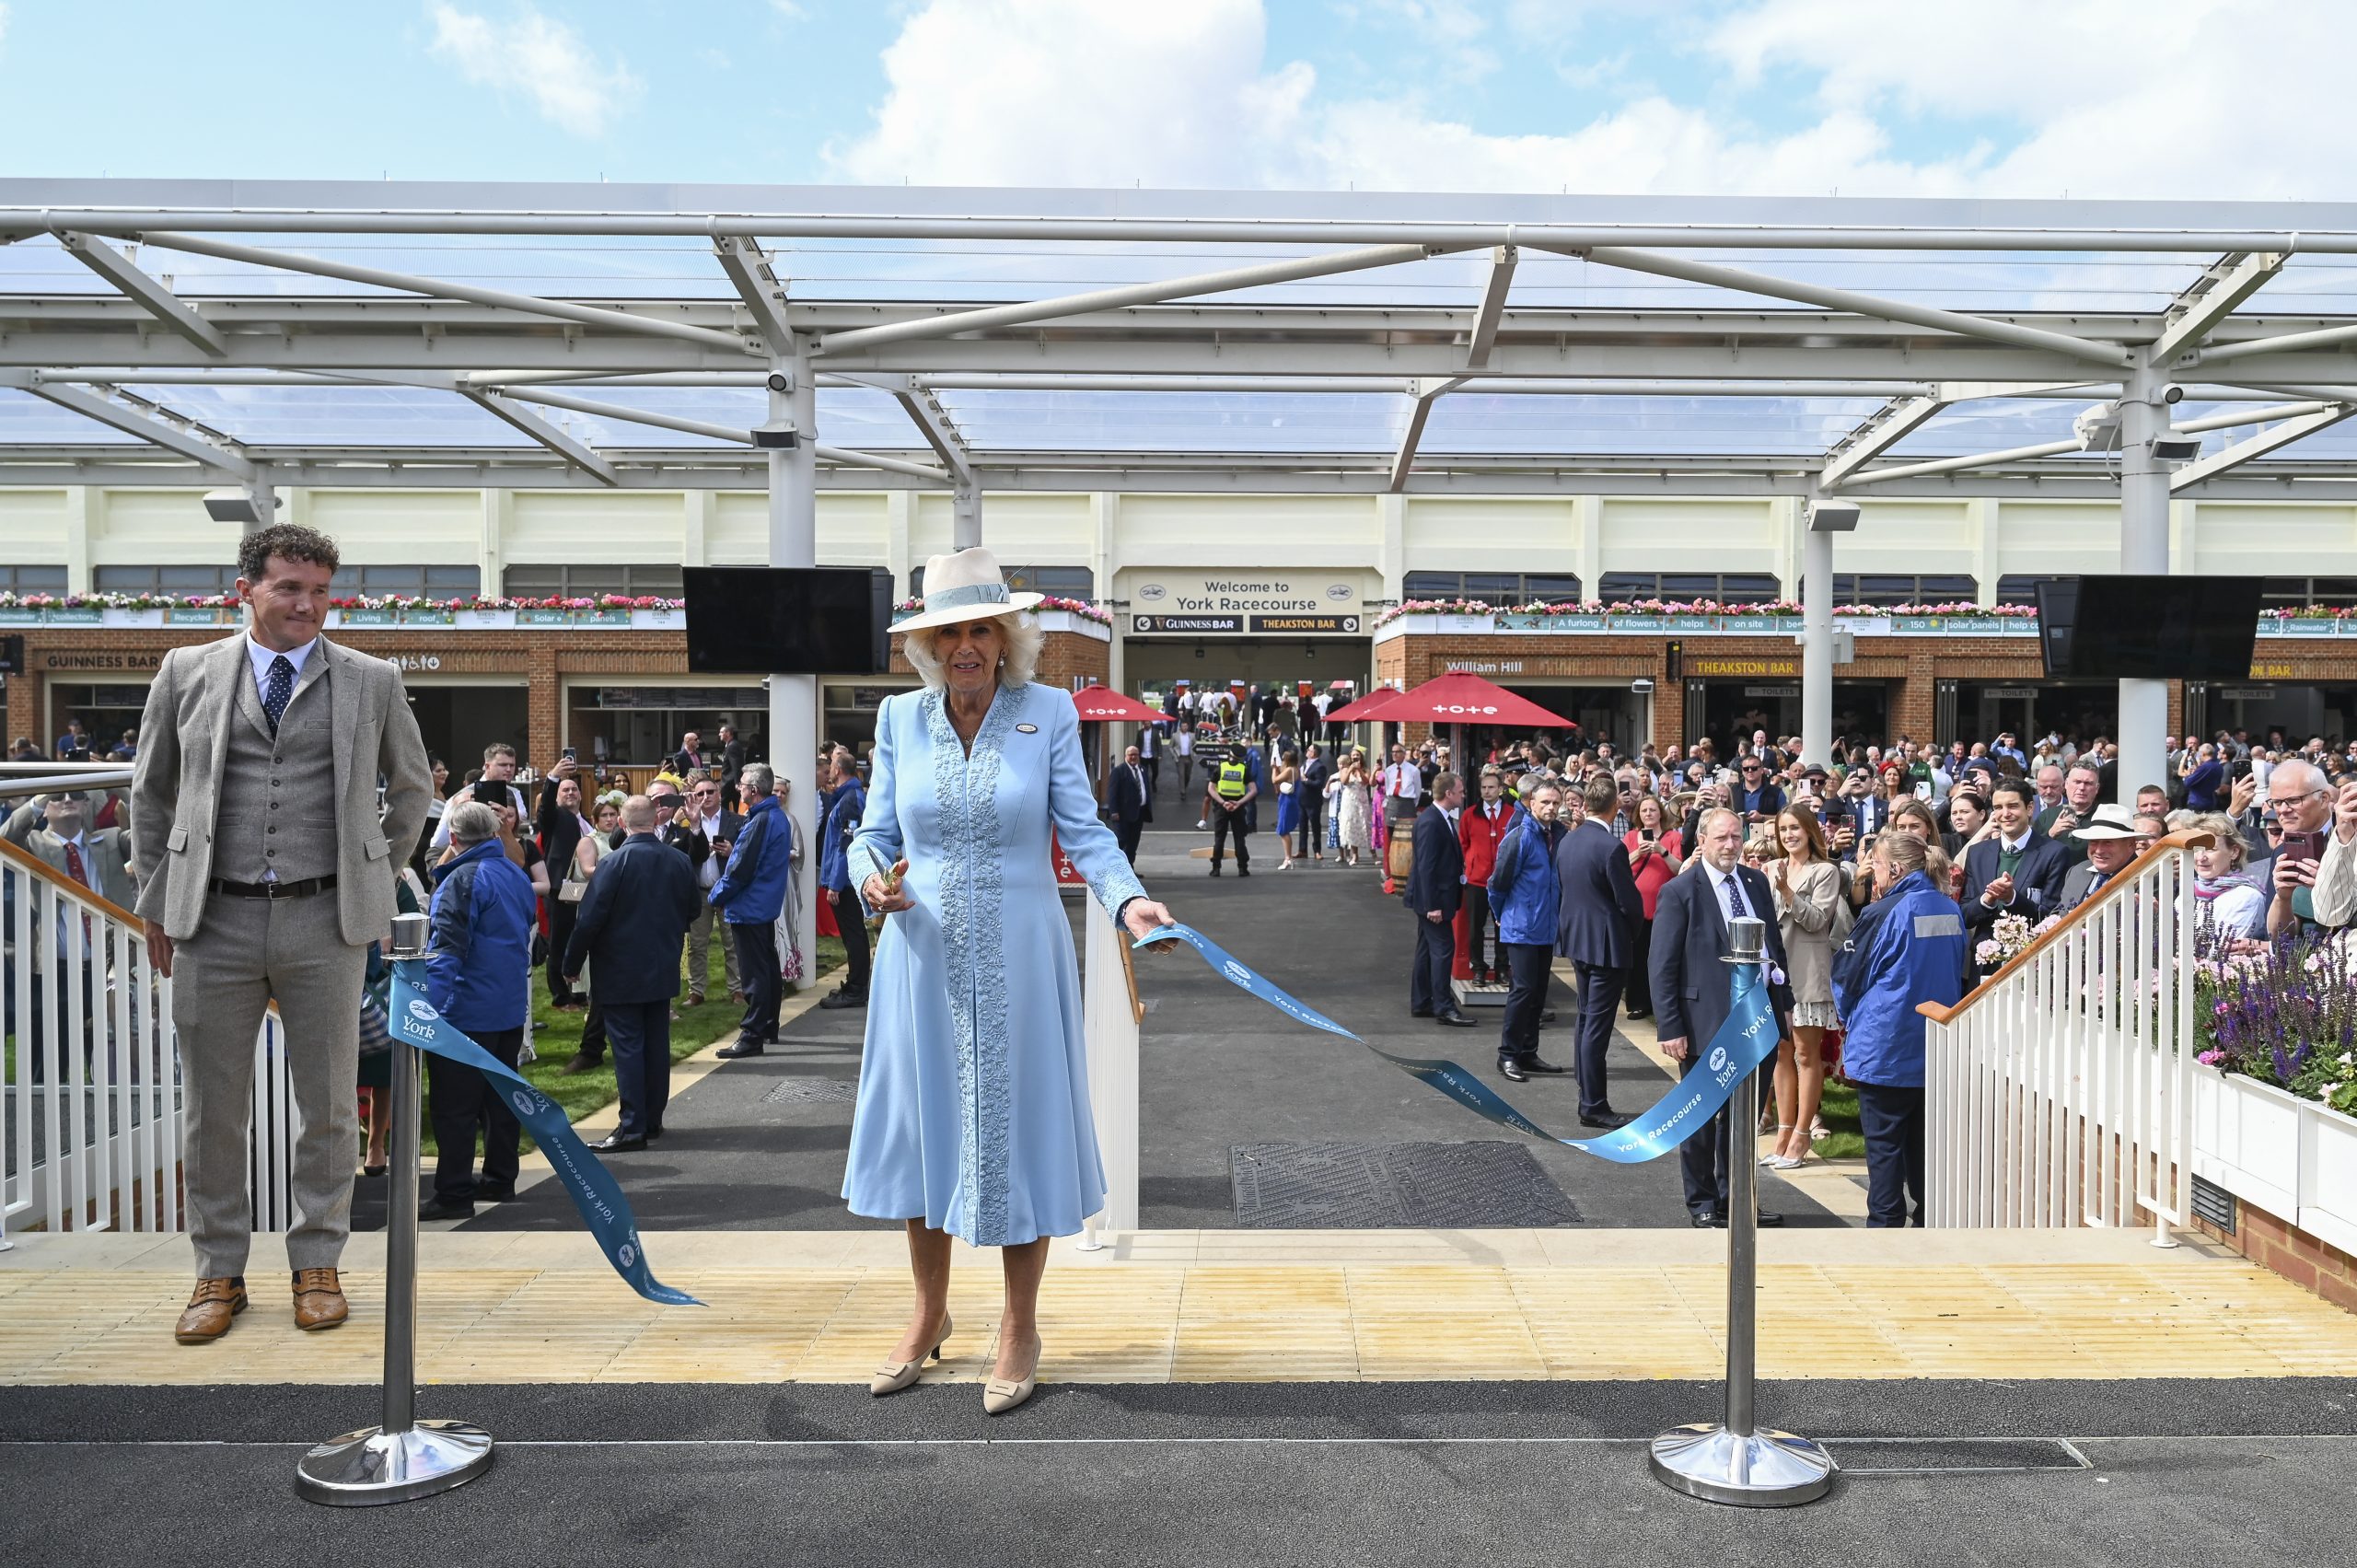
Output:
left=263, top=655, right=295, bottom=735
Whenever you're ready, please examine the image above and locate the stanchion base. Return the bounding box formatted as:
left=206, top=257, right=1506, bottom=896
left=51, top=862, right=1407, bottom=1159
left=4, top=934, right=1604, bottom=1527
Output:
left=1647, top=1423, right=1835, bottom=1507
left=295, top=1420, right=494, bottom=1506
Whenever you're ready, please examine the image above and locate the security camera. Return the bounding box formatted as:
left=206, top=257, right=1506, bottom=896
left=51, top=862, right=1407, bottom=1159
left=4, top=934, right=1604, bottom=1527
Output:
left=2155, top=382, right=2186, bottom=406
left=2074, top=401, right=2123, bottom=452
left=1807, top=499, right=1862, bottom=532
left=750, top=420, right=798, bottom=449
left=1631, top=678, right=1655, bottom=695
left=2149, top=432, right=2205, bottom=463
left=765, top=372, right=791, bottom=394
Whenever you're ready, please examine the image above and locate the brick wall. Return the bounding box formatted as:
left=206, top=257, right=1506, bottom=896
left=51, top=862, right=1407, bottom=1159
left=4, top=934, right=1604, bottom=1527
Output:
left=2196, top=1199, right=2357, bottom=1315
left=8, top=621, right=1104, bottom=768
left=1363, top=630, right=2354, bottom=753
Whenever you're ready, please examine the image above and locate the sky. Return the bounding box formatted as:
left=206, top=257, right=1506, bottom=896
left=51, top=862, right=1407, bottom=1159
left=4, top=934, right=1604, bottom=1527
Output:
left=0, top=0, right=2351, bottom=201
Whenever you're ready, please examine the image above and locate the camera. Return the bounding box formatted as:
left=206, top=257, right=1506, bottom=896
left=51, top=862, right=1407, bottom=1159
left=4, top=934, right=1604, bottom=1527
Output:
left=751, top=419, right=798, bottom=449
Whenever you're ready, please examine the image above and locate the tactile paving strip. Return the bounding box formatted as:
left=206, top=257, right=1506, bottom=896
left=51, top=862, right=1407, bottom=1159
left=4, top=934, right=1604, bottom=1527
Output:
left=761, top=1077, right=861, bottom=1105
left=1231, top=1141, right=1581, bottom=1229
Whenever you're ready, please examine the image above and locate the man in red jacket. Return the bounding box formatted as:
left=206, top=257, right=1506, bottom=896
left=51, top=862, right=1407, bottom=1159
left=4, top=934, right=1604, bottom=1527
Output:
left=1457, top=767, right=1517, bottom=985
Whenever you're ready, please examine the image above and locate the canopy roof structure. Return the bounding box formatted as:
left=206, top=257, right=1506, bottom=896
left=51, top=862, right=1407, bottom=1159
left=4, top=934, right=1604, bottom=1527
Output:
left=8, top=181, right=2357, bottom=501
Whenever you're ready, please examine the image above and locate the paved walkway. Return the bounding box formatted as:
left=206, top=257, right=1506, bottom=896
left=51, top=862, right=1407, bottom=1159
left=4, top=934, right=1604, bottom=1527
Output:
left=8, top=1225, right=2355, bottom=1387
left=455, top=818, right=1837, bottom=1236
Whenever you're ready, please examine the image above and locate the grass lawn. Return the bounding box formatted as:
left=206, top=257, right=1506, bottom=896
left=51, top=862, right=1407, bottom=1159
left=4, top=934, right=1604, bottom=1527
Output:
left=1811, top=1079, right=1865, bottom=1160
left=441, top=931, right=845, bottom=1156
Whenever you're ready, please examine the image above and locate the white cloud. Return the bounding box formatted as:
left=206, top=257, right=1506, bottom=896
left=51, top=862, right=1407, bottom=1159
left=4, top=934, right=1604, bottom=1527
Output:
left=426, top=3, right=641, bottom=137
left=768, top=0, right=807, bottom=17
left=830, top=0, right=2357, bottom=200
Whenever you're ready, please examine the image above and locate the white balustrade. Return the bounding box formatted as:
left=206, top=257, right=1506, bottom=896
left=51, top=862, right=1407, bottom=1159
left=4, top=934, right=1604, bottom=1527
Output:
left=1924, top=838, right=2199, bottom=1241
left=3, top=845, right=295, bottom=1237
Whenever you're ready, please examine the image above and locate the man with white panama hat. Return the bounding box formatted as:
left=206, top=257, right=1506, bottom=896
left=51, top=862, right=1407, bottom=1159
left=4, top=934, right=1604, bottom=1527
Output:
left=2056, top=803, right=2142, bottom=916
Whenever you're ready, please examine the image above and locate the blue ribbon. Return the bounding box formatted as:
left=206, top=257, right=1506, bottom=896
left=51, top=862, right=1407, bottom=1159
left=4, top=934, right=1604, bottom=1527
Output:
left=391, top=961, right=700, bottom=1306
left=1135, top=924, right=1780, bottom=1164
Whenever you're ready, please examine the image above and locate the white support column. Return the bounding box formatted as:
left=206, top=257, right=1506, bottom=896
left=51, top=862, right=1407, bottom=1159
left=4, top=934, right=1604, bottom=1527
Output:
left=479, top=488, right=509, bottom=601
left=2117, top=362, right=2171, bottom=803
left=952, top=483, right=982, bottom=550
left=1968, top=497, right=2001, bottom=607
left=885, top=489, right=914, bottom=598
left=769, top=348, right=821, bottom=984
left=1376, top=493, right=1407, bottom=605
left=1093, top=491, right=1123, bottom=692
left=64, top=485, right=93, bottom=596
left=240, top=466, right=279, bottom=539
left=1802, top=514, right=1835, bottom=769
left=682, top=488, right=713, bottom=568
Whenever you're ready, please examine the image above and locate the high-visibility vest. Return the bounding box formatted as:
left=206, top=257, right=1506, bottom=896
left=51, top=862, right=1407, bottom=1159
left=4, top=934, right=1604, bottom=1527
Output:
left=1215, top=760, right=1249, bottom=800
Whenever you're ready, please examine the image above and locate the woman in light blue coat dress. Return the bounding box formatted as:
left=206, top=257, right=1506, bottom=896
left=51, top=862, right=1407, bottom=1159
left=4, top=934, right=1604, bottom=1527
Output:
left=845, top=548, right=1175, bottom=1415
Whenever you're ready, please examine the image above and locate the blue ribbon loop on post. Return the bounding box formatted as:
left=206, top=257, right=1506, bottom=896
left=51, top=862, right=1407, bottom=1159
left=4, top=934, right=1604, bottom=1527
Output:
left=392, top=961, right=700, bottom=1306
left=1135, top=924, right=1779, bottom=1164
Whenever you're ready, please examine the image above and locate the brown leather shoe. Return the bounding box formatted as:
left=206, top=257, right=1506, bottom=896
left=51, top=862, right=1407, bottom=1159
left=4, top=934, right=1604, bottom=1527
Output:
left=292, top=1267, right=350, bottom=1332
left=174, top=1276, right=248, bottom=1343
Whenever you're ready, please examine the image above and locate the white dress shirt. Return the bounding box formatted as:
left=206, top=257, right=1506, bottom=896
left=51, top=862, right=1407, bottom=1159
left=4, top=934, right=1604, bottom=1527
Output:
left=245, top=633, right=319, bottom=703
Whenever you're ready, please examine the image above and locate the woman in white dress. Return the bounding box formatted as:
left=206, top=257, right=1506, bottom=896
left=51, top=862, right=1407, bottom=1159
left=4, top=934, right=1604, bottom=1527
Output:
left=1333, top=750, right=1374, bottom=865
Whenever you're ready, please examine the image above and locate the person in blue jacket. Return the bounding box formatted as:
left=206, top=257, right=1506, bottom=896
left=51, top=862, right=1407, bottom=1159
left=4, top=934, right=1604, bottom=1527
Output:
left=819, top=746, right=870, bottom=1011
left=423, top=799, right=540, bottom=1220
left=712, top=763, right=795, bottom=1058
left=1487, top=777, right=1566, bottom=1080
left=1832, top=830, right=1968, bottom=1228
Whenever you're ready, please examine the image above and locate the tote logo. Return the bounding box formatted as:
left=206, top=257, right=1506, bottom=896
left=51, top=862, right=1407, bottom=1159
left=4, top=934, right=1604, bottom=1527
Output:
left=407, top=999, right=439, bottom=1024
left=1430, top=703, right=1501, bottom=716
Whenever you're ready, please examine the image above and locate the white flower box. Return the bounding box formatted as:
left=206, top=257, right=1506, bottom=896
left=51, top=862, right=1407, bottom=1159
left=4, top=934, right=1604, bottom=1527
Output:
left=1035, top=610, right=1111, bottom=641
left=100, top=608, right=166, bottom=628
left=2192, top=1065, right=2357, bottom=1257
left=629, top=608, right=684, bottom=630
left=456, top=608, right=517, bottom=630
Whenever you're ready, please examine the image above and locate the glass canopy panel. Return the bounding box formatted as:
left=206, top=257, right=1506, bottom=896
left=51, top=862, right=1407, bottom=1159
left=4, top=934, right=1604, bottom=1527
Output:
left=0, top=387, right=144, bottom=442
left=106, top=382, right=722, bottom=448
left=1886, top=399, right=2090, bottom=458
left=935, top=390, right=1407, bottom=453
left=1422, top=394, right=1889, bottom=457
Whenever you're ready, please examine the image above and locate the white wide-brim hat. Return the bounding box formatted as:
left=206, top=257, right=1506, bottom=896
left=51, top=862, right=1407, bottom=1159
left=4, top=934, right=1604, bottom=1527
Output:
left=891, top=546, right=1044, bottom=635
left=2071, top=802, right=2142, bottom=841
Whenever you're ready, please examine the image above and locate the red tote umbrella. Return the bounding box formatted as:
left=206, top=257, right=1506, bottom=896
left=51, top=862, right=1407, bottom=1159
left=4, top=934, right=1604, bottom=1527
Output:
left=1384, top=670, right=1574, bottom=727
left=1326, top=685, right=1409, bottom=725
left=1070, top=685, right=1165, bottom=724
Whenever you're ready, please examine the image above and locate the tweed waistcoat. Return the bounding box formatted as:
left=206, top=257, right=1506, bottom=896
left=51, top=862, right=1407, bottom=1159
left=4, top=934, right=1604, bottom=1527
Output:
left=214, top=655, right=341, bottom=883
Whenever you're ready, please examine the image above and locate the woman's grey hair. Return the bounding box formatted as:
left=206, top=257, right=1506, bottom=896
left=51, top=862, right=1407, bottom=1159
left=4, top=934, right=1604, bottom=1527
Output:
left=447, top=800, right=503, bottom=846
left=904, top=611, right=1044, bottom=690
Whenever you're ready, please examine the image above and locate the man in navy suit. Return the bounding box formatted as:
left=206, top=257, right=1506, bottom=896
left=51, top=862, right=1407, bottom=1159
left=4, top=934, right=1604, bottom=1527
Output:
left=562, top=794, right=703, bottom=1152
left=1554, top=774, right=1644, bottom=1127
left=1650, top=807, right=1794, bottom=1227
left=1407, top=771, right=1474, bottom=1027
left=1959, top=776, right=2071, bottom=967
left=1108, top=743, right=1154, bottom=865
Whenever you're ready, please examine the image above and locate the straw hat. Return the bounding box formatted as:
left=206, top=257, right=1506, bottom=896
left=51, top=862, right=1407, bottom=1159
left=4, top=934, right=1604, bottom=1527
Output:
left=892, top=546, right=1043, bottom=635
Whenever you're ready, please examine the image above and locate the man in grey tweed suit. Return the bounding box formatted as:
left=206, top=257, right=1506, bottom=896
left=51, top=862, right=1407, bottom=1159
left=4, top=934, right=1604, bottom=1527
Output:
left=133, top=525, right=431, bottom=1344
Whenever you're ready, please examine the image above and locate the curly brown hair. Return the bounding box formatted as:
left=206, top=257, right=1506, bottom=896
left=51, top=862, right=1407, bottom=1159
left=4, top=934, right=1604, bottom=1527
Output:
left=236, top=524, right=340, bottom=584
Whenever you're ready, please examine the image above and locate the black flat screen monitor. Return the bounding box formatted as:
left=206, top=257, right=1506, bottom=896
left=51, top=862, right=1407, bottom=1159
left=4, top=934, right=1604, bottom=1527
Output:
left=2035, top=575, right=2262, bottom=681
left=683, top=566, right=892, bottom=675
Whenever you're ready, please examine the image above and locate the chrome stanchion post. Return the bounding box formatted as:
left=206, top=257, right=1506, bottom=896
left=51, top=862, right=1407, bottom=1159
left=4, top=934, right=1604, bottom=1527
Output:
left=1648, top=914, right=1834, bottom=1507
left=296, top=912, right=493, bottom=1505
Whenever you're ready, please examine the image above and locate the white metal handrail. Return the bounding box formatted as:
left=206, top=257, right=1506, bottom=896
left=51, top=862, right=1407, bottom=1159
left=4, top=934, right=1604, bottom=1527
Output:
left=2, top=840, right=293, bottom=1237
left=1920, top=832, right=2208, bottom=1241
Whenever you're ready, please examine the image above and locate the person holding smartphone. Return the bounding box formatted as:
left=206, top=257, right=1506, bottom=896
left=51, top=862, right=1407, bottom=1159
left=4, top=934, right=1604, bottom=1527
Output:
left=2269, top=760, right=2357, bottom=938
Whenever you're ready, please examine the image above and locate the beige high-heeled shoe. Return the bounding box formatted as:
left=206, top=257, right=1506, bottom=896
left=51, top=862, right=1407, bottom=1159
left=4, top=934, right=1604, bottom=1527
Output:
left=982, top=1335, right=1041, bottom=1415
left=869, top=1311, right=952, bottom=1397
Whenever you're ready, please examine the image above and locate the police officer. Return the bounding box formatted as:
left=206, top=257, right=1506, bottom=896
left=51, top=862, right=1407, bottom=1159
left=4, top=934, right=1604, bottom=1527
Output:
left=1204, top=743, right=1259, bottom=877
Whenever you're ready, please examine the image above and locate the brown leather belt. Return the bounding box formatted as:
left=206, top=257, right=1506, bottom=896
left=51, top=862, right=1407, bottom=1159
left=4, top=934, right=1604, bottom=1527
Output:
left=206, top=875, right=338, bottom=900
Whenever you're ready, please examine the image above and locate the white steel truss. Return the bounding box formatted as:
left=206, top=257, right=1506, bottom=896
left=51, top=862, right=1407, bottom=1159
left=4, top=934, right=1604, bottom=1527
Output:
left=9, top=181, right=2357, bottom=496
